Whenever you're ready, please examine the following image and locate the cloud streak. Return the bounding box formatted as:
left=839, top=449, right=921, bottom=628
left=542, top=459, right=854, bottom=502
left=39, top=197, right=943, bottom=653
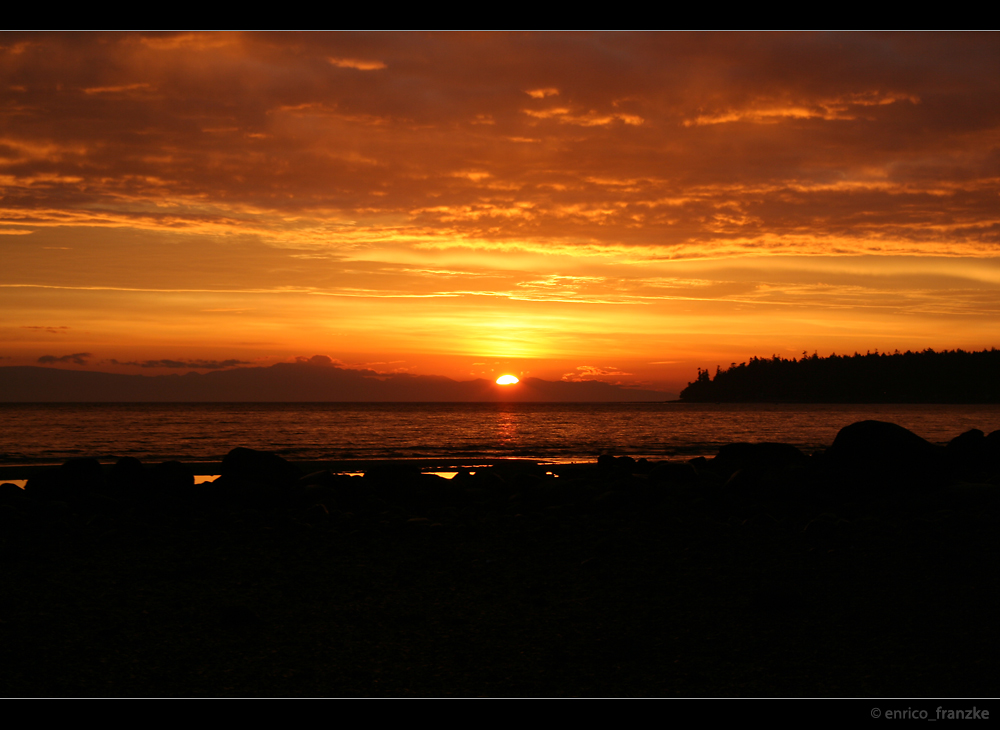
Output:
left=38, top=352, right=91, bottom=365
left=109, top=358, right=252, bottom=370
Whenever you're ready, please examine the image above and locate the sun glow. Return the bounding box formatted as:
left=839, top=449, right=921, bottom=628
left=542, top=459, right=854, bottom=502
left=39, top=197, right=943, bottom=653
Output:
left=496, top=374, right=519, bottom=385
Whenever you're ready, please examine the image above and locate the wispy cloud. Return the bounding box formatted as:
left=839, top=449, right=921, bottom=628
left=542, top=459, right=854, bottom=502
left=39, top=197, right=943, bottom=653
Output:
left=22, top=325, right=69, bottom=334
left=83, top=82, right=153, bottom=95
left=328, top=57, right=386, bottom=70
left=561, top=365, right=633, bottom=382
left=38, top=352, right=91, bottom=365
left=109, top=358, right=252, bottom=369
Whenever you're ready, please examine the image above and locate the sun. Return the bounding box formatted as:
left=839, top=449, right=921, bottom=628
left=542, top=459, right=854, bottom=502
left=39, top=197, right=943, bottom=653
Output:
left=495, top=374, right=519, bottom=385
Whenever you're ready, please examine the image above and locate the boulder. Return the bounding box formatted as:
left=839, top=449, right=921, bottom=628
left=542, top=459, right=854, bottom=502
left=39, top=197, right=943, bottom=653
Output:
left=946, top=429, right=988, bottom=475
left=712, top=442, right=808, bottom=478
left=26, top=457, right=105, bottom=504
left=151, top=461, right=196, bottom=503
left=0, top=482, right=27, bottom=508
left=221, top=447, right=303, bottom=486
left=823, top=420, right=949, bottom=492
left=648, top=461, right=698, bottom=486
left=108, top=457, right=145, bottom=500
left=219, top=447, right=305, bottom=508
left=986, top=430, right=1000, bottom=475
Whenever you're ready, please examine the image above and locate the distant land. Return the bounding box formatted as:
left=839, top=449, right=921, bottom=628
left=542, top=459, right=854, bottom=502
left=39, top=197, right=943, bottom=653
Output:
left=0, top=362, right=672, bottom=402
left=680, top=348, right=1000, bottom=403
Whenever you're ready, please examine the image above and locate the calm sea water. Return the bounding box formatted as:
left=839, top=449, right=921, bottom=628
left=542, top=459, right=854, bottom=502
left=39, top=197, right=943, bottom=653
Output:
left=2, top=402, right=1000, bottom=467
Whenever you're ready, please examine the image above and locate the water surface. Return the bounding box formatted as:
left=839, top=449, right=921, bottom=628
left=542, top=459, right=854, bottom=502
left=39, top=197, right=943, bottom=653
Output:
left=3, top=402, right=999, bottom=466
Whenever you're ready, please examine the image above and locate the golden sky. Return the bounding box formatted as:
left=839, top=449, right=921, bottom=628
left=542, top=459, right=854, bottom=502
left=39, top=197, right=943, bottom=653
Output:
left=3, top=32, right=1000, bottom=394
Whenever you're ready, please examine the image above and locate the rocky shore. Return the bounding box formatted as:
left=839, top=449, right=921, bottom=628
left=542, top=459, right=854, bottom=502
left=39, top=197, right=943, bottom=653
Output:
left=2, top=420, right=999, bottom=697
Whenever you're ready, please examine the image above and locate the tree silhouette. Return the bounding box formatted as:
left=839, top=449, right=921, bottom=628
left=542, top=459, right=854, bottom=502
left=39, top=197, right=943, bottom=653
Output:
left=679, top=348, right=1000, bottom=403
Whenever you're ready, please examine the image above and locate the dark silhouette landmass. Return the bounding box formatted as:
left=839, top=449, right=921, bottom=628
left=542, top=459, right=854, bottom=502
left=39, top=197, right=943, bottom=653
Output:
left=0, top=362, right=671, bottom=402
left=680, top=348, right=1000, bottom=403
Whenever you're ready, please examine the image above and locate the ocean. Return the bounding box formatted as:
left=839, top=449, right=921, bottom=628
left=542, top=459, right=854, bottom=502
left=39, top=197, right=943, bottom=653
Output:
left=3, top=402, right=1000, bottom=468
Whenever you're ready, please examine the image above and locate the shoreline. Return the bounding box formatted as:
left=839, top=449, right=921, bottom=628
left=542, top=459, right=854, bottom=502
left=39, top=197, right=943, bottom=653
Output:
left=0, top=457, right=567, bottom=481
left=2, top=420, right=998, bottom=697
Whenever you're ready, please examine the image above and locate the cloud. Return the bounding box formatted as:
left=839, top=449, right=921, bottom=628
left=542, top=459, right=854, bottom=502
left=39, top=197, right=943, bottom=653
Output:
left=294, top=355, right=343, bottom=367
left=110, top=358, right=251, bottom=369
left=522, top=107, right=643, bottom=126
left=22, top=325, right=69, bottom=334
left=328, top=57, right=386, bottom=71
left=683, top=91, right=921, bottom=127
left=83, top=82, right=153, bottom=95
left=3, top=33, right=1000, bottom=281
left=561, top=365, right=633, bottom=382
left=38, top=352, right=91, bottom=365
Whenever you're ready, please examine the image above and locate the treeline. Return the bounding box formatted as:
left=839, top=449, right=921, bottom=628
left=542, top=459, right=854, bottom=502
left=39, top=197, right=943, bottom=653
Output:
left=679, top=348, right=1000, bottom=403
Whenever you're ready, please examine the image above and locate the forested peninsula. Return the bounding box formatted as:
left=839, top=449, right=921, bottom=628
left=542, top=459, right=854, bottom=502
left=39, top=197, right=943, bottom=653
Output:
left=679, top=348, right=1000, bottom=403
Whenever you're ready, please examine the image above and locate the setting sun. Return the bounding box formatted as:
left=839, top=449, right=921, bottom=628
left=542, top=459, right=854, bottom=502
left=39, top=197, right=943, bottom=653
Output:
left=496, top=375, right=519, bottom=385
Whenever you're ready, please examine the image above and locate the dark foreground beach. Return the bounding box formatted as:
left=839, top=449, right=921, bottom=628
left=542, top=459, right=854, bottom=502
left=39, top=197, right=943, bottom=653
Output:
left=2, top=420, right=999, bottom=697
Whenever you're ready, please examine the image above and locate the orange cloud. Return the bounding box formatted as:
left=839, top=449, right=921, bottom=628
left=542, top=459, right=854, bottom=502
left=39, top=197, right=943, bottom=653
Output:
left=328, top=57, right=386, bottom=71
left=561, top=365, right=633, bottom=382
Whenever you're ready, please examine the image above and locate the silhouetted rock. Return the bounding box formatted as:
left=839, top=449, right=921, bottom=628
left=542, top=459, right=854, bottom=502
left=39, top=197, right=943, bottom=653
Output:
left=26, top=457, right=104, bottom=504
left=218, top=447, right=305, bottom=508
left=151, top=460, right=196, bottom=505
left=222, top=447, right=303, bottom=486
left=0, top=482, right=27, bottom=508
left=300, top=469, right=336, bottom=487
left=108, top=456, right=145, bottom=500
left=986, top=430, right=1000, bottom=474
left=824, top=420, right=948, bottom=492
left=712, top=442, right=808, bottom=478
left=598, top=454, right=637, bottom=473
left=947, top=429, right=988, bottom=474
left=648, top=461, right=698, bottom=486
left=62, top=457, right=106, bottom=493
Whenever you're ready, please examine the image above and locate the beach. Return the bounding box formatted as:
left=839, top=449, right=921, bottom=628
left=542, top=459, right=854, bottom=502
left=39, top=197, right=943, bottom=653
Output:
left=2, top=421, right=999, bottom=697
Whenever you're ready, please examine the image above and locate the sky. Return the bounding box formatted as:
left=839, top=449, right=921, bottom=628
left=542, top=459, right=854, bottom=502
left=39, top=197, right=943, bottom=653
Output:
left=3, top=32, right=1000, bottom=395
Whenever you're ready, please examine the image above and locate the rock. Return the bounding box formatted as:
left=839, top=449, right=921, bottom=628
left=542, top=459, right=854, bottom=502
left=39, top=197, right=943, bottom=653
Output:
left=986, top=430, right=1000, bottom=475
left=60, top=457, right=106, bottom=494
left=221, top=447, right=303, bottom=487
left=300, top=469, right=336, bottom=487
left=648, top=461, right=698, bottom=486
left=218, top=447, right=305, bottom=508
left=823, top=420, right=948, bottom=492
left=26, top=458, right=105, bottom=504
left=0, top=482, right=27, bottom=508
left=151, top=461, right=195, bottom=500
left=0, top=503, right=25, bottom=532
left=712, top=442, right=808, bottom=478
left=947, top=429, right=987, bottom=474
left=598, top=454, right=636, bottom=473
left=108, top=457, right=145, bottom=500
left=303, top=502, right=330, bottom=525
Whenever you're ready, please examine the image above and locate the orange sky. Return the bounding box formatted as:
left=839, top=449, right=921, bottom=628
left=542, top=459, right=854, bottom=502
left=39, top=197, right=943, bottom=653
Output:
left=3, top=32, right=1000, bottom=395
